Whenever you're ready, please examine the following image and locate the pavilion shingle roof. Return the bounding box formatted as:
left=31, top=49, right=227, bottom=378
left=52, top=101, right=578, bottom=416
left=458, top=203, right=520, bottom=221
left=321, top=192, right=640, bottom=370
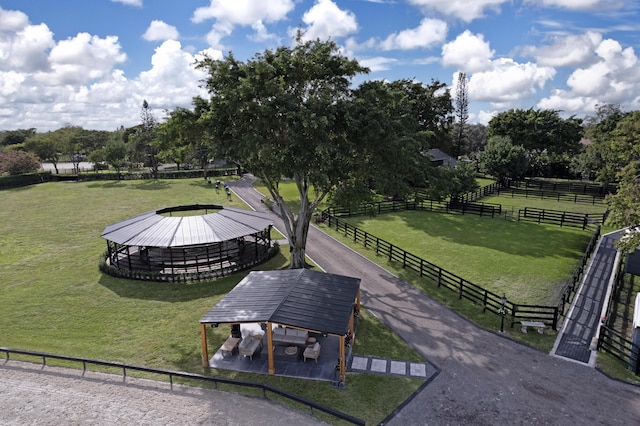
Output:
left=101, top=206, right=272, bottom=248
left=200, top=269, right=361, bottom=336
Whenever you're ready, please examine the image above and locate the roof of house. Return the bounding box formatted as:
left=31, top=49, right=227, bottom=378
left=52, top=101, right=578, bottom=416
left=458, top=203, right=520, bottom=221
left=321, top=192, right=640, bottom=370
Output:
left=200, top=269, right=361, bottom=336
left=101, top=205, right=272, bottom=248
left=424, top=148, right=457, bottom=167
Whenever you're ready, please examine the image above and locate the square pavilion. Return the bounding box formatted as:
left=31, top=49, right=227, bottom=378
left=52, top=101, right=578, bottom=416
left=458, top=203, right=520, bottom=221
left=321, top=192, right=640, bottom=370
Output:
left=199, top=269, right=361, bottom=383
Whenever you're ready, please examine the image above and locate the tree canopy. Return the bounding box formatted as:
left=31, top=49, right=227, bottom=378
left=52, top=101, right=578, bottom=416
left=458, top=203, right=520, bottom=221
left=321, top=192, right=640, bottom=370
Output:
left=196, top=36, right=452, bottom=268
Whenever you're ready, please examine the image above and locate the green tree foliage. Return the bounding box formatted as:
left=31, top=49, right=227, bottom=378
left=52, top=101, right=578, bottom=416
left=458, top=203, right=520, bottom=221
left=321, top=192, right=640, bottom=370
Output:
left=478, top=136, right=528, bottom=180
left=0, top=128, right=37, bottom=147
left=130, top=100, right=159, bottom=178
left=606, top=160, right=640, bottom=253
left=453, top=72, right=468, bottom=158
left=488, top=108, right=583, bottom=155
left=0, top=150, right=40, bottom=175
left=24, top=131, right=66, bottom=174
left=197, top=36, right=367, bottom=268
left=157, top=98, right=213, bottom=175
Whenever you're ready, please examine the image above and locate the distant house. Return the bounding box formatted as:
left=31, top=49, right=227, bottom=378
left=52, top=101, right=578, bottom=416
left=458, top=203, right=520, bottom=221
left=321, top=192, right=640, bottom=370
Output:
left=424, top=149, right=457, bottom=167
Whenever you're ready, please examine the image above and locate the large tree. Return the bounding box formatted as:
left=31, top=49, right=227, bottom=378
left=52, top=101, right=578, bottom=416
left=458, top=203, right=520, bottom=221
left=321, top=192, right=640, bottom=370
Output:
left=478, top=135, right=528, bottom=180
left=197, top=37, right=368, bottom=268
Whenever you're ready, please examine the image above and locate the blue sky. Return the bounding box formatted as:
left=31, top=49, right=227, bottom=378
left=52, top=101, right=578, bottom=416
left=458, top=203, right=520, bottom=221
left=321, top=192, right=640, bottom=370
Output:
left=1, top=0, right=639, bottom=131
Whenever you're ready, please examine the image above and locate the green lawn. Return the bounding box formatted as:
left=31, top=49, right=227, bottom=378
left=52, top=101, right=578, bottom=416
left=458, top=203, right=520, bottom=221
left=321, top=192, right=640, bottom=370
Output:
left=339, top=210, right=592, bottom=306
left=0, top=179, right=422, bottom=425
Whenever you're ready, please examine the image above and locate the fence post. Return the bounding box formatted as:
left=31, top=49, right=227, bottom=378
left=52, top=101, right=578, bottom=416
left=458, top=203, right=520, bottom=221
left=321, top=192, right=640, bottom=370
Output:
left=388, top=244, right=393, bottom=261
left=552, top=307, right=558, bottom=331
left=482, top=291, right=488, bottom=312
left=510, top=304, right=518, bottom=328
left=437, top=269, right=442, bottom=287
left=458, top=277, right=464, bottom=299
left=419, top=259, right=423, bottom=277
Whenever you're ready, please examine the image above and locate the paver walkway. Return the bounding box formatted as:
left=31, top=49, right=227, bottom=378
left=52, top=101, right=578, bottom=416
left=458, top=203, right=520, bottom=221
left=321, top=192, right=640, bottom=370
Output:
left=349, top=355, right=438, bottom=379
left=552, top=230, right=624, bottom=364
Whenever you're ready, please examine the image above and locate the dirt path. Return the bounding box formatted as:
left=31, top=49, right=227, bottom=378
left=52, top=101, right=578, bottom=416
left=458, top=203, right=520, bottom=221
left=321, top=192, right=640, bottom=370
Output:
left=0, top=361, right=325, bottom=425
left=231, top=176, right=640, bottom=425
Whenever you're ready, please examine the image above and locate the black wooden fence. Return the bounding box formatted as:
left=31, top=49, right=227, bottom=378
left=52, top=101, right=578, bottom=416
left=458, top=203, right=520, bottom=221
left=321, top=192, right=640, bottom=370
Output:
left=321, top=210, right=603, bottom=331
left=518, top=207, right=607, bottom=229
left=510, top=178, right=616, bottom=197
left=597, top=327, right=640, bottom=375
left=323, top=214, right=534, bottom=327
left=0, top=347, right=365, bottom=425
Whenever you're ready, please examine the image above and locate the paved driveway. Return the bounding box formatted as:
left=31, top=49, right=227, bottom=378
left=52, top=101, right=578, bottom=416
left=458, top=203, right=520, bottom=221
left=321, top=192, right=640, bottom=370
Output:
left=231, top=175, right=640, bottom=425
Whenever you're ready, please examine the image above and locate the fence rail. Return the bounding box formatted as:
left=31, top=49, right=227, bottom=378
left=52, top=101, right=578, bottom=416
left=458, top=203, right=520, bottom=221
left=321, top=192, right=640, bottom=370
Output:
left=509, top=179, right=616, bottom=197
left=322, top=205, right=603, bottom=331
left=499, top=187, right=605, bottom=205
left=0, top=347, right=365, bottom=425
left=324, top=214, right=527, bottom=326
left=518, top=207, right=605, bottom=229
left=597, top=327, right=640, bottom=375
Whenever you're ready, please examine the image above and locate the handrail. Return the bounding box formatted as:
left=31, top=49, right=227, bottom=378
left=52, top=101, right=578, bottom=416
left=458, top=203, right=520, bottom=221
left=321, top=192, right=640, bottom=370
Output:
left=0, top=347, right=365, bottom=426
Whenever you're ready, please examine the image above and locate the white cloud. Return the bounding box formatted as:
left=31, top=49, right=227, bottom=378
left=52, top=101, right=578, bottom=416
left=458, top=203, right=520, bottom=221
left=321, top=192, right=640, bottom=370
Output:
left=0, top=13, right=213, bottom=132
left=408, top=0, right=509, bottom=22
left=0, top=7, right=29, bottom=31
left=358, top=56, right=398, bottom=72
left=379, top=18, right=447, bottom=51
left=520, top=31, right=602, bottom=67
left=297, top=0, right=359, bottom=41
left=523, top=0, right=622, bottom=11
left=192, top=0, right=295, bottom=48
left=467, top=58, right=556, bottom=105
left=192, top=0, right=295, bottom=24
left=442, top=30, right=494, bottom=72
left=249, top=20, right=278, bottom=43
left=143, top=20, right=179, bottom=42
left=537, top=37, right=640, bottom=113
left=111, top=0, right=143, bottom=7
left=35, top=33, right=127, bottom=85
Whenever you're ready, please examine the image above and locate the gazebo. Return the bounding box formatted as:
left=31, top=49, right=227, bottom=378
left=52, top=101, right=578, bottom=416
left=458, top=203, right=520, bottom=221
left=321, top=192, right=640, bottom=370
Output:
left=199, top=269, right=361, bottom=383
left=101, top=205, right=273, bottom=281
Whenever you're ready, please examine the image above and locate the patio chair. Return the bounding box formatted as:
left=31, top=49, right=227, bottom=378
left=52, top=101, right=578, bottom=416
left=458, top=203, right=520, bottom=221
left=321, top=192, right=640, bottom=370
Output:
left=303, top=342, right=321, bottom=363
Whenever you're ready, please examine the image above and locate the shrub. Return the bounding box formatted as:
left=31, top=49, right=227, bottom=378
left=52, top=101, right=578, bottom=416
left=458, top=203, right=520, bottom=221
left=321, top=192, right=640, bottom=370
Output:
left=0, top=150, right=41, bottom=175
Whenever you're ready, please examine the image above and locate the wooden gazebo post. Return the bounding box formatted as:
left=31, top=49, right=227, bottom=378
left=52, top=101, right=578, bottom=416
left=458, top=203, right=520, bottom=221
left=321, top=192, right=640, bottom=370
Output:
left=339, top=335, right=346, bottom=383
left=200, top=323, right=209, bottom=367
left=266, top=322, right=275, bottom=375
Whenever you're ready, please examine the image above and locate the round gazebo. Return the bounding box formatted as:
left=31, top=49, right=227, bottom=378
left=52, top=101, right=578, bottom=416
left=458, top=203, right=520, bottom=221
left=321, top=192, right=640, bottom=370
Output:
left=100, top=204, right=274, bottom=282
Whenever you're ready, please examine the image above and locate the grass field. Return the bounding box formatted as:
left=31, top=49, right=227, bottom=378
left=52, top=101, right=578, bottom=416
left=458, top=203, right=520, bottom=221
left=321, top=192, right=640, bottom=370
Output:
left=337, top=210, right=592, bottom=306
left=0, top=179, right=422, bottom=425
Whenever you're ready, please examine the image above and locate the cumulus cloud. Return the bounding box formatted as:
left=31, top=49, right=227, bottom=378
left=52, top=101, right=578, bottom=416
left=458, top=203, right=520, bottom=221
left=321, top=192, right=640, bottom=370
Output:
left=467, top=58, right=556, bottom=106
left=379, top=18, right=447, bottom=51
left=408, top=0, right=509, bottom=22
left=520, top=31, right=602, bottom=67
left=0, top=8, right=213, bottom=131
left=143, top=20, right=179, bottom=42
left=358, top=56, right=398, bottom=72
left=442, top=30, right=494, bottom=72
left=192, top=0, right=294, bottom=48
left=538, top=37, right=640, bottom=112
left=295, top=0, right=358, bottom=41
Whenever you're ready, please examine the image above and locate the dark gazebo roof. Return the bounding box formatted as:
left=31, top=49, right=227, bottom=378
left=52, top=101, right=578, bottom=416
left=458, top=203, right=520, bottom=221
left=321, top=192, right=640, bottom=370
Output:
left=200, top=269, right=361, bottom=336
left=101, top=205, right=272, bottom=248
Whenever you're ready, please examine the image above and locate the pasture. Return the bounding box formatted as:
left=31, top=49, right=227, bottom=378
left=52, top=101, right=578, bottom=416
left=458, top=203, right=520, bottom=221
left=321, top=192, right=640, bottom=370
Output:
left=0, top=179, right=422, bottom=425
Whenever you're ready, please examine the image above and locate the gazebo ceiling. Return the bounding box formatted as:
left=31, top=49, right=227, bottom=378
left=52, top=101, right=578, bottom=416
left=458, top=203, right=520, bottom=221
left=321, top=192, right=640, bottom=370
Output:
left=101, top=205, right=272, bottom=248
left=200, top=269, right=361, bottom=336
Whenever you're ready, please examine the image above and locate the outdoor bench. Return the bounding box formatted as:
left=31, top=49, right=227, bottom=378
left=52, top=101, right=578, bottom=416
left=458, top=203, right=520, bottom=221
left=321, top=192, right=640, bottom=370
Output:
left=520, top=321, right=546, bottom=334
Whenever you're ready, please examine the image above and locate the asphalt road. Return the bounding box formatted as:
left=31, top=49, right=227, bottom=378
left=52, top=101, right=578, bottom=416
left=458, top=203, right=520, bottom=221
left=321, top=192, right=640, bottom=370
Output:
left=231, top=175, right=640, bottom=425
